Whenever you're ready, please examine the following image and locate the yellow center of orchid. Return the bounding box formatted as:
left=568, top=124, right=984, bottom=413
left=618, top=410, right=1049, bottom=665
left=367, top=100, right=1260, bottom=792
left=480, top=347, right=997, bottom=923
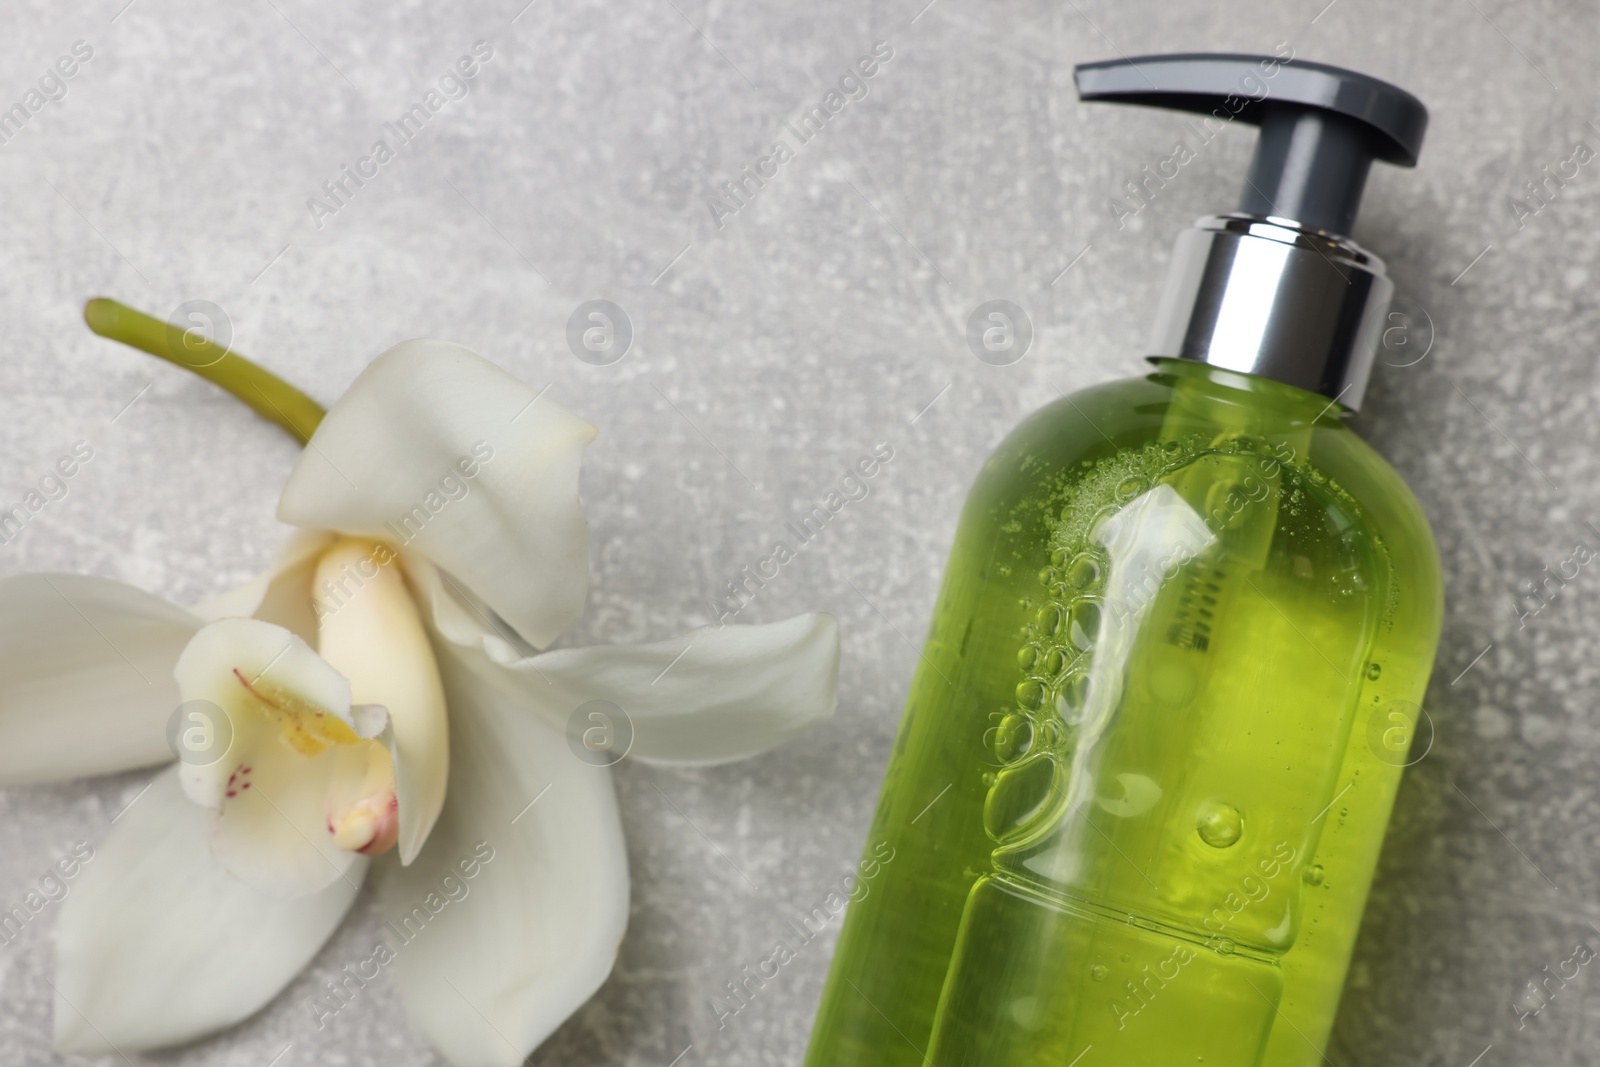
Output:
left=173, top=532, right=446, bottom=872
left=230, top=667, right=360, bottom=756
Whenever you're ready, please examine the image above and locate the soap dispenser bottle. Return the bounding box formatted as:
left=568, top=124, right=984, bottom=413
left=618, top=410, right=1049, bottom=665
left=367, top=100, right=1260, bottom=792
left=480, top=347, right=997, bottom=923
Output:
left=806, top=54, right=1440, bottom=1067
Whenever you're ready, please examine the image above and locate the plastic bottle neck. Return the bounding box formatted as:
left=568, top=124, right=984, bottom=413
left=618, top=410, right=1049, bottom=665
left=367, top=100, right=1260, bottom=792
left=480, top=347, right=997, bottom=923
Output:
left=1152, top=358, right=1344, bottom=439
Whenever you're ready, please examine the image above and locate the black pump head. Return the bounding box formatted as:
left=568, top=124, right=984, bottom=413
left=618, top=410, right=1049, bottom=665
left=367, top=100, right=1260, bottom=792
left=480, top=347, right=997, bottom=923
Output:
left=1074, top=53, right=1428, bottom=237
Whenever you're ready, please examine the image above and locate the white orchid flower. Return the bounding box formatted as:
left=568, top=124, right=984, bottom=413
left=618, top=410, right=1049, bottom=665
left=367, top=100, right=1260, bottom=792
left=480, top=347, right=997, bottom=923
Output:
left=0, top=302, right=840, bottom=1066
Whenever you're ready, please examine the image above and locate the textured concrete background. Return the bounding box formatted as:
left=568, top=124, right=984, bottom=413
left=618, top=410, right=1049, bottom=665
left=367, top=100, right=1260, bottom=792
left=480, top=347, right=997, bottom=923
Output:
left=0, top=0, right=1594, bottom=1064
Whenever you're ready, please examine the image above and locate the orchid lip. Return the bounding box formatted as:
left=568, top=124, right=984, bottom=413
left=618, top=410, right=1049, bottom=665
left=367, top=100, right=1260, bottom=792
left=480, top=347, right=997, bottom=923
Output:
left=171, top=616, right=403, bottom=891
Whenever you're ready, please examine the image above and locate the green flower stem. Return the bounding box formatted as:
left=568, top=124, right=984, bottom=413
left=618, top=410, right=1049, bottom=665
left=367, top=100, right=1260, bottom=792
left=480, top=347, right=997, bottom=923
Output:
left=83, top=298, right=324, bottom=444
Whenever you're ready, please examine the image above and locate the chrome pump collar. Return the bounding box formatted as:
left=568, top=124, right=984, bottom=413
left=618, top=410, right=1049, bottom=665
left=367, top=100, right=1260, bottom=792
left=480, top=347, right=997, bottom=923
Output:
left=1148, top=213, right=1393, bottom=413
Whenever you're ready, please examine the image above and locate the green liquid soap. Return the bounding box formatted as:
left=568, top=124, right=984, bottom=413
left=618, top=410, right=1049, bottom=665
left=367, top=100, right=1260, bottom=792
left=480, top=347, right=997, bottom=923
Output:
left=805, top=361, right=1440, bottom=1066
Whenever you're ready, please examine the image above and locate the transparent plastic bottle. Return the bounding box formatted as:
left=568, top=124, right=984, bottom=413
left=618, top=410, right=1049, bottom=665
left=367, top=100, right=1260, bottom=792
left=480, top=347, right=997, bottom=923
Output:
left=805, top=51, right=1440, bottom=1067
left=805, top=360, right=1441, bottom=1066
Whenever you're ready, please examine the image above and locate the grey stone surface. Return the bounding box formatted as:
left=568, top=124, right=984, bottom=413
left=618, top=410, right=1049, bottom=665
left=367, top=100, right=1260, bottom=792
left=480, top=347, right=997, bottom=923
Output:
left=0, top=0, right=1595, bottom=1064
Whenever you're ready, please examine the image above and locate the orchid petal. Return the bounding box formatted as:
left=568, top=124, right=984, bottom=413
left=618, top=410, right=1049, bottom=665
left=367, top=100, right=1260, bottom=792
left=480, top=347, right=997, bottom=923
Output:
left=276, top=340, right=595, bottom=650
left=409, top=559, right=840, bottom=766
left=53, top=768, right=365, bottom=1054
left=526, top=615, right=841, bottom=765
left=315, top=539, right=449, bottom=864
left=380, top=634, right=627, bottom=1067
left=192, top=528, right=337, bottom=643
left=0, top=573, right=198, bottom=786
left=173, top=618, right=366, bottom=897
